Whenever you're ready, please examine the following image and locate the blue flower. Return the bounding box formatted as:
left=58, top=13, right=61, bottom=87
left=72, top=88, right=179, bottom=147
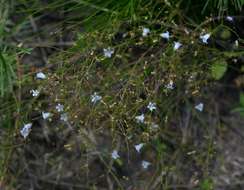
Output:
left=142, top=27, right=150, bottom=37
left=173, top=41, right=182, bottom=50
left=160, top=31, right=170, bottom=40
left=20, top=123, right=32, bottom=139
left=103, top=48, right=114, bottom=58
left=91, top=92, right=102, bottom=104
left=111, top=150, right=120, bottom=159
left=147, top=102, right=156, bottom=111
left=135, top=114, right=145, bottom=123
left=36, top=72, right=46, bottom=79
left=200, top=33, right=211, bottom=44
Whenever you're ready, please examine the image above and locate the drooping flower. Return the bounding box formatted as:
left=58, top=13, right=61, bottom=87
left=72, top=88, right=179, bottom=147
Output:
left=30, top=89, right=40, bottom=97
left=147, top=102, right=156, bottom=112
left=91, top=92, right=102, bottom=104
left=36, top=72, right=46, bottom=79
left=226, top=16, right=233, bottom=22
left=195, top=103, right=204, bottom=112
left=142, top=27, right=150, bottom=37
left=135, top=114, right=145, bottom=123
left=56, top=103, right=64, bottom=112
left=160, top=31, right=170, bottom=40
left=103, top=47, right=114, bottom=58
left=42, top=112, right=51, bottom=120
left=165, top=80, right=174, bottom=90
left=20, top=123, right=32, bottom=139
left=134, top=143, right=144, bottom=153
left=60, top=113, right=68, bottom=122
left=111, top=150, right=120, bottom=159
left=142, top=160, right=151, bottom=169
left=200, top=33, right=211, bottom=44
left=173, top=41, right=182, bottom=50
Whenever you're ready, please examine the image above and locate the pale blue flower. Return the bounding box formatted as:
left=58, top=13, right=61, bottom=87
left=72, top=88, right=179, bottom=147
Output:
left=20, top=123, right=32, bottom=139
left=160, top=31, right=170, bottom=40
left=111, top=150, right=120, bottom=159
left=91, top=92, right=102, bottom=103
left=147, top=102, right=156, bottom=111
left=165, top=80, right=174, bottom=90
left=173, top=41, right=182, bottom=50
left=142, top=27, right=150, bottom=37
left=135, top=114, right=145, bottom=123
left=56, top=103, right=64, bottom=112
left=30, top=89, right=40, bottom=97
left=142, top=160, right=151, bottom=169
left=103, top=47, right=114, bottom=58
left=36, top=72, right=46, bottom=79
left=134, top=143, right=144, bottom=153
left=42, top=112, right=51, bottom=120
left=226, top=16, right=233, bottom=22
left=200, top=33, right=211, bottom=44
left=195, top=103, right=204, bottom=112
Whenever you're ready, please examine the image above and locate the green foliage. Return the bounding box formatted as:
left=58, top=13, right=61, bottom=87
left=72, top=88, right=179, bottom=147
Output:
left=211, top=59, right=227, bottom=80
left=240, top=92, right=244, bottom=107
left=0, top=52, right=16, bottom=97
left=202, top=0, right=243, bottom=15
left=200, top=178, right=214, bottom=190
left=232, top=92, right=244, bottom=116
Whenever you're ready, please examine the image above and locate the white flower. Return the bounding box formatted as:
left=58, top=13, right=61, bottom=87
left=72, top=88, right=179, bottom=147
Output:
left=111, top=150, right=120, bottom=159
left=103, top=47, right=114, bottom=58
left=226, top=16, right=233, bottom=22
left=20, top=123, right=32, bottom=139
left=165, top=80, right=174, bottom=90
left=56, top=103, right=64, bottom=112
left=30, top=89, right=40, bottom=97
left=142, top=27, right=150, bottom=37
left=147, top=102, right=156, bottom=111
left=200, top=33, right=211, bottom=44
left=142, top=160, right=151, bottom=169
left=235, top=40, right=239, bottom=47
left=42, top=112, right=51, bottom=120
left=134, top=143, right=144, bottom=153
left=195, top=103, right=204, bottom=112
left=60, top=113, right=68, bottom=122
left=173, top=41, right=182, bottom=50
left=91, top=92, right=102, bottom=103
left=160, top=31, right=170, bottom=40
left=36, top=72, right=46, bottom=79
left=135, top=114, right=145, bottom=123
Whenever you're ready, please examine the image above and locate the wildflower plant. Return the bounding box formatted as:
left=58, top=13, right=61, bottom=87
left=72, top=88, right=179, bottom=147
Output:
left=29, top=17, right=234, bottom=188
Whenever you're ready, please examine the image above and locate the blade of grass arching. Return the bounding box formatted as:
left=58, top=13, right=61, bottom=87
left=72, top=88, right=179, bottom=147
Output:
left=71, top=0, right=142, bottom=31
left=0, top=52, right=16, bottom=97
left=6, top=56, right=16, bottom=94
left=129, top=0, right=135, bottom=21
left=0, top=52, right=6, bottom=97
left=16, top=0, right=70, bottom=15
left=235, top=0, right=243, bottom=10
left=202, top=0, right=211, bottom=14
left=72, top=0, right=113, bottom=13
